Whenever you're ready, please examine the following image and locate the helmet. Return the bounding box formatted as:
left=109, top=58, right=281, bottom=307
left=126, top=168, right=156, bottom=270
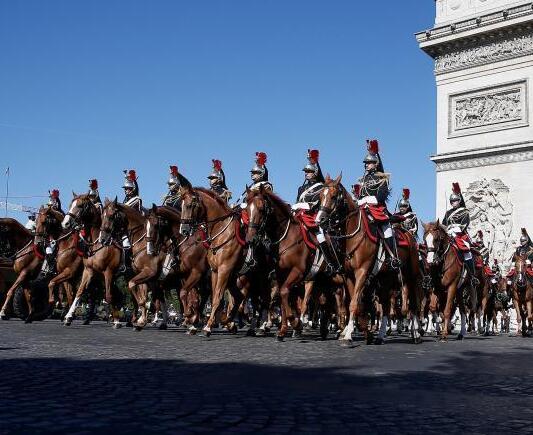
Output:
left=88, top=179, right=99, bottom=197
left=491, top=259, right=499, bottom=271
left=520, top=228, right=530, bottom=246
left=363, top=139, right=384, bottom=172
left=123, top=169, right=137, bottom=190
left=208, top=159, right=225, bottom=185
left=168, top=165, right=179, bottom=186
left=251, top=152, right=268, bottom=181
left=398, top=188, right=411, bottom=210
left=303, top=149, right=320, bottom=175
left=449, top=182, right=464, bottom=206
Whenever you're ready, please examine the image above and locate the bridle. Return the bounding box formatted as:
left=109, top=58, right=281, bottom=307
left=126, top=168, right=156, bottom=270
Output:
left=146, top=214, right=170, bottom=255
left=34, top=210, right=62, bottom=245
left=66, top=200, right=93, bottom=230
left=247, top=195, right=272, bottom=245
left=100, top=206, right=128, bottom=246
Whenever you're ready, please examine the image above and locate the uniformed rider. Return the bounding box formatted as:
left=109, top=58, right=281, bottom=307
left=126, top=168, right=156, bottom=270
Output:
left=39, top=189, right=64, bottom=278
left=514, top=228, right=533, bottom=262
left=442, top=182, right=478, bottom=286
left=357, top=140, right=400, bottom=268
left=207, top=159, right=232, bottom=203
left=473, top=230, right=489, bottom=265
left=87, top=179, right=103, bottom=213
left=48, top=189, right=64, bottom=214
left=162, top=165, right=191, bottom=209
left=292, top=149, right=339, bottom=275
left=395, top=188, right=418, bottom=238
left=120, top=169, right=142, bottom=273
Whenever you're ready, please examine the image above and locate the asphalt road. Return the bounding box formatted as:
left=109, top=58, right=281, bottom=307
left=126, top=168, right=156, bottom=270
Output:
left=1, top=320, right=532, bottom=434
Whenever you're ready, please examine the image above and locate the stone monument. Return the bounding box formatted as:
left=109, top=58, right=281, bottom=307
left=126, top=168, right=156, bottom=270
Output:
left=416, top=0, right=533, bottom=265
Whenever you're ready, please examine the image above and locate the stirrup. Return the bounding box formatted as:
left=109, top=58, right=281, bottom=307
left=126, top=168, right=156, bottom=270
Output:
left=389, top=257, right=401, bottom=270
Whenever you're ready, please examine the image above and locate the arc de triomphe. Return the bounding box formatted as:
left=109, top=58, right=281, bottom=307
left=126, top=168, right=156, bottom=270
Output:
left=416, top=0, right=533, bottom=265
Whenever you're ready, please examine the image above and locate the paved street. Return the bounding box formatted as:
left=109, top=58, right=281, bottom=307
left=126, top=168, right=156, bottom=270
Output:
left=1, top=320, right=532, bottom=434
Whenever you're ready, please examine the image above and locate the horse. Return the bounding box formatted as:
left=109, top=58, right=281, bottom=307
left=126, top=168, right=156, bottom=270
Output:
left=0, top=218, right=37, bottom=320
left=179, top=186, right=244, bottom=336
left=508, top=254, right=533, bottom=337
left=61, top=194, right=124, bottom=327
left=422, top=221, right=485, bottom=340
left=244, top=186, right=347, bottom=340
left=317, top=175, right=423, bottom=345
left=495, top=277, right=511, bottom=334
left=145, top=204, right=209, bottom=333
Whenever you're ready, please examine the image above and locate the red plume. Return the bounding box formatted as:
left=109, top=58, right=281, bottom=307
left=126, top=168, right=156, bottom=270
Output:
left=402, top=188, right=410, bottom=200
left=170, top=165, right=178, bottom=176
left=255, top=152, right=267, bottom=166
left=366, top=139, right=379, bottom=154
left=51, top=189, right=60, bottom=198
left=128, top=169, right=137, bottom=181
left=477, top=230, right=483, bottom=238
left=212, top=159, right=222, bottom=171
left=307, top=149, right=319, bottom=164
left=353, top=184, right=361, bottom=197
left=452, top=182, right=461, bottom=194
left=89, top=179, right=98, bottom=190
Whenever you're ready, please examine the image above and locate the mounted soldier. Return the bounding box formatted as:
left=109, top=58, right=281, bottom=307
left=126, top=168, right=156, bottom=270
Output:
left=357, top=140, right=400, bottom=268
left=442, top=182, right=478, bottom=286
left=473, top=230, right=489, bottom=265
left=163, top=165, right=191, bottom=209
left=514, top=228, right=533, bottom=262
left=292, top=149, right=339, bottom=275
left=38, top=189, right=65, bottom=279
left=207, top=159, right=232, bottom=203
left=87, top=179, right=102, bottom=213
left=25, top=212, right=37, bottom=234
left=249, top=152, right=273, bottom=192
left=120, top=169, right=142, bottom=273
left=395, top=188, right=418, bottom=238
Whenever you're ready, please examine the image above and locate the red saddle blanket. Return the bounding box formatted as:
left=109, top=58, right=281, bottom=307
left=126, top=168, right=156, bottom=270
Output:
left=364, top=204, right=389, bottom=222
left=360, top=208, right=409, bottom=247
left=484, top=266, right=495, bottom=277
left=507, top=268, right=533, bottom=278
left=453, top=233, right=471, bottom=252
left=294, top=210, right=318, bottom=250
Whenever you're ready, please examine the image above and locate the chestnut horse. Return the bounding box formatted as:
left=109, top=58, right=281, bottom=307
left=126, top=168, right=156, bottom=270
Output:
left=179, top=186, right=244, bottom=336
left=244, top=187, right=346, bottom=340
left=62, top=194, right=124, bottom=327
left=317, top=175, right=423, bottom=345
left=0, top=218, right=37, bottom=319
left=145, top=205, right=209, bottom=332
left=509, top=254, right=533, bottom=337
left=423, top=221, right=485, bottom=340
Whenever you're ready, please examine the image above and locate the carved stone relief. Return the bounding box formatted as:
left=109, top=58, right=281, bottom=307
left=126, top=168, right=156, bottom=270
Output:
left=463, top=178, right=514, bottom=264
left=435, top=32, right=533, bottom=74
left=449, top=81, right=528, bottom=137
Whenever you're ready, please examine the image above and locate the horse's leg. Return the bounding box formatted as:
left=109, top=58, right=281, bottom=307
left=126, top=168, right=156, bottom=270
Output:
left=277, top=268, right=303, bottom=340
left=441, top=283, right=457, bottom=341
left=299, top=281, right=314, bottom=325
left=457, top=304, right=467, bottom=340
left=64, top=268, right=93, bottom=325
left=134, top=283, right=148, bottom=329
left=341, top=268, right=369, bottom=344
left=513, top=295, right=522, bottom=336
left=203, top=269, right=220, bottom=335
left=0, top=269, right=30, bottom=318
left=103, top=268, right=121, bottom=328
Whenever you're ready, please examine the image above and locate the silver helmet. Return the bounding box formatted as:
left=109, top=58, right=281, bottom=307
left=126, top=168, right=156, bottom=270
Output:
left=520, top=228, right=530, bottom=246
left=123, top=169, right=137, bottom=190
left=449, top=182, right=462, bottom=204
left=398, top=188, right=411, bottom=209
left=208, top=159, right=224, bottom=184
left=251, top=152, right=267, bottom=179
left=48, top=189, right=60, bottom=207
left=302, top=149, right=319, bottom=175
left=88, top=179, right=99, bottom=197
left=168, top=165, right=179, bottom=186
left=363, top=139, right=380, bottom=164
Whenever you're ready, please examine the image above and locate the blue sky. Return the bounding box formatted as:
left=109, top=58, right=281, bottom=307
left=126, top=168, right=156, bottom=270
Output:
left=0, top=0, right=436, bottom=222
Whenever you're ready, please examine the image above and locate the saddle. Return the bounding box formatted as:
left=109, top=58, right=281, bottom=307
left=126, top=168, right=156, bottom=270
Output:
left=294, top=210, right=318, bottom=250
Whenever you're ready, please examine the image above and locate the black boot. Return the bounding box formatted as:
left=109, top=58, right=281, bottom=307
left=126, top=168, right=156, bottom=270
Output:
left=384, top=237, right=401, bottom=269
left=36, top=254, right=56, bottom=281
left=464, top=257, right=480, bottom=287
left=319, top=241, right=341, bottom=275
left=119, top=248, right=133, bottom=275
left=239, top=245, right=258, bottom=275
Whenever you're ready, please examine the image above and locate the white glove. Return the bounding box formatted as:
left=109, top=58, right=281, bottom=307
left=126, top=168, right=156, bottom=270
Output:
left=357, top=196, right=377, bottom=206
left=239, top=203, right=247, bottom=210
left=291, top=203, right=310, bottom=211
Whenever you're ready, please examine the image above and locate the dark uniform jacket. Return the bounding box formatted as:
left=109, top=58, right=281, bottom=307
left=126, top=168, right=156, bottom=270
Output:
left=442, top=207, right=470, bottom=233
left=295, top=180, right=324, bottom=213
left=358, top=171, right=390, bottom=205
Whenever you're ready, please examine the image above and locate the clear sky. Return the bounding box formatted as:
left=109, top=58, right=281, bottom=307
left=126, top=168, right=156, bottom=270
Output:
left=0, top=0, right=436, bottom=222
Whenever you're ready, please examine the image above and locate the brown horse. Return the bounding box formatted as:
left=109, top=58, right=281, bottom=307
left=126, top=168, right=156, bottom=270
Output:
left=508, top=254, right=533, bottom=337
left=145, top=205, right=209, bottom=332
left=0, top=218, right=36, bottom=319
left=317, top=175, right=423, bottom=345
left=62, top=194, right=124, bottom=327
left=179, top=186, right=244, bottom=336
left=244, top=187, right=346, bottom=340
left=422, top=221, right=485, bottom=340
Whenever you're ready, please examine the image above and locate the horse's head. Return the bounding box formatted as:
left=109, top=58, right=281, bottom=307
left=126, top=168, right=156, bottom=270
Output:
left=245, top=186, right=271, bottom=244
left=146, top=204, right=169, bottom=255
left=62, top=193, right=97, bottom=230
left=34, top=206, right=63, bottom=245
left=100, top=198, right=128, bottom=246
left=179, top=185, right=204, bottom=237
left=513, top=254, right=529, bottom=287
left=422, top=220, right=448, bottom=265
left=316, top=173, right=343, bottom=225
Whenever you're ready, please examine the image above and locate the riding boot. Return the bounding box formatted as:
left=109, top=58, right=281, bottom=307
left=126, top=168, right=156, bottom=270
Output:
left=384, top=237, right=401, bottom=269
left=319, top=241, right=341, bottom=275
left=119, top=248, right=133, bottom=275
left=239, top=244, right=258, bottom=275
left=464, top=257, right=480, bottom=287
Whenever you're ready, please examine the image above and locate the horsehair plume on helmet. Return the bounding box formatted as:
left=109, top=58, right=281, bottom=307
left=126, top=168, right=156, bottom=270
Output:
left=89, top=179, right=98, bottom=190
left=402, top=188, right=410, bottom=200
left=521, top=228, right=529, bottom=238
left=367, top=139, right=379, bottom=155
left=477, top=230, right=483, bottom=239
left=308, top=149, right=319, bottom=164
left=126, top=169, right=137, bottom=181
left=255, top=152, right=267, bottom=166
left=452, top=182, right=461, bottom=194
left=212, top=159, right=222, bottom=171
left=50, top=189, right=60, bottom=198
left=170, top=165, right=178, bottom=176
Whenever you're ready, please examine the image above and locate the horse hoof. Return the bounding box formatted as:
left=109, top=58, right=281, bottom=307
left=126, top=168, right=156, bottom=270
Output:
left=202, top=329, right=212, bottom=338
left=113, top=323, right=123, bottom=330
left=386, top=328, right=392, bottom=336
left=456, top=334, right=464, bottom=341
left=158, top=323, right=168, bottom=331
left=82, top=319, right=91, bottom=326
left=64, top=319, right=72, bottom=326
left=374, top=337, right=384, bottom=345
left=292, top=329, right=302, bottom=338
left=276, top=335, right=284, bottom=342
left=340, top=339, right=353, bottom=348
left=125, top=321, right=133, bottom=328
left=187, top=327, right=198, bottom=336
left=134, top=325, right=143, bottom=331
left=246, top=329, right=256, bottom=337
left=0, top=314, right=9, bottom=321
left=24, top=317, right=33, bottom=324
left=366, top=335, right=375, bottom=345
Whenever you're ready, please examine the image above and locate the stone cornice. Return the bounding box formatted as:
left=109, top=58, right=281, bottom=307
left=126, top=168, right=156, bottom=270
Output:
left=416, top=2, right=533, bottom=58
left=430, top=141, right=533, bottom=171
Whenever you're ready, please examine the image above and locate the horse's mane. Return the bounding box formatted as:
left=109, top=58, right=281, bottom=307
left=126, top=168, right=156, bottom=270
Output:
left=262, top=191, right=292, bottom=219
left=337, top=183, right=356, bottom=210
left=156, top=206, right=181, bottom=222
left=194, top=187, right=232, bottom=212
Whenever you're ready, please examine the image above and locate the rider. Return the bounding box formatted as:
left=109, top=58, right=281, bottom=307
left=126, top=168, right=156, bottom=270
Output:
left=395, top=188, right=418, bottom=238
left=38, top=190, right=64, bottom=278
left=207, top=159, right=232, bottom=203
left=442, top=182, right=478, bottom=286
left=515, top=228, right=533, bottom=260
left=358, top=140, right=400, bottom=268
left=120, top=169, right=142, bottom=273
left=25, top=212, right=37, bottom=233
left=48, top=189, right=64, bottom=214
left=162, top=165, right=191, bottom=209
left=87, top=179, right=103, bottom=213
left=473, top=230, right=489, bottom=265
left=292, top=149, right=339, bottom=275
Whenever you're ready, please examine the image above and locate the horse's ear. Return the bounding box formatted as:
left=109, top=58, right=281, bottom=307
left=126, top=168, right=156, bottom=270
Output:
left=152, top=203, right=157, bottom=212
left=104, top=198, right=110, bottom=206
left=72, top=191, right=77, bottom=198
left=334, top=172, right=342, bottom=185
left=113, top=196, right=118, bottom=205
left=436, top=218, right=440, bottom=225
left=325, top=173, right=331, bottom=183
